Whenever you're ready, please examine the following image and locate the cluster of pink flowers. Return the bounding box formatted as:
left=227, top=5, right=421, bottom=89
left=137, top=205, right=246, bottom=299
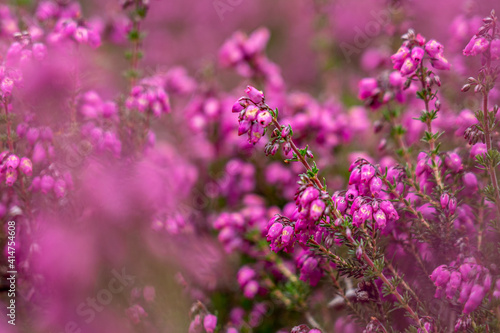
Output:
left=126, top=75, right=171, bottom=116
left=431, top=258, right=497, bottom=314
left=232, top=86, right=273, bottom=144
left=3, top=1, right=500, bottom=333
left=391, top=31, right=450, bottom=75
left=0, top=153, right=31, bottom=186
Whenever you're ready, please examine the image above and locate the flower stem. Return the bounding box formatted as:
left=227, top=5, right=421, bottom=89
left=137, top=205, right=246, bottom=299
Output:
left=3, top=100, right=13, bottom=151
left=481, top=89, right=500, bottom=215
left=271, top=118, right=324, bottom=191
left=418, top=64, right=443, bottom=191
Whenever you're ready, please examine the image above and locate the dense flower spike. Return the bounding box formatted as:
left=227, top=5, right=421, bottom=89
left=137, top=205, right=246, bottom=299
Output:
left=391, top=29, right=450, bottom=75
left=233, top=86, right=274, bottom=145
left=126, top=75, right=171, bottom=117
left=430, top=259, right=492, bottom=314
left=463, top=11, right=500, bottom=61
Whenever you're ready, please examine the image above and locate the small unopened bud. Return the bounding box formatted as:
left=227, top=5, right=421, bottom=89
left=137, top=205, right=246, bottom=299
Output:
left=283, top=142, right=292, bottom=155
left=433, top=75, right=441, bottom=87
left=281, top=125, right=291, bottom=138
left=440, top=193, right=449, bottom=209
left=435, top=99, right=441, bottom=111
left=466, top=77, right=476, bottom=84
left=345, top=228, right=352, bottom=239
left=373, top=120, right=384, bottom=133
left=377, top=138, right=387, bottom=151
left=356, top=246, right=363, bottom=260
left=448, top=197, right=457, bottom=215
left=461, top=84, right=471, bottom=92
left=425, top=76, right=433, bottom=88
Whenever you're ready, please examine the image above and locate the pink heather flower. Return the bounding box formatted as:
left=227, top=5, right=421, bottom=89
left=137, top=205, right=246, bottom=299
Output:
left=446, top=271, right=462, bottom=299
left=243, top=27, right=270, bottom=56
left=345, top=188, right=358, bottom=202
left=463, top=36, right=489, bottom=56
left=430, top=54, right=451, bottom=70
left=425, top=40, right=444, bottom=57
left=219, top=37, right=244, bottom=67
left=281, top=225, right=294, bottom=245
left=41, top=127, right=54, bottom=141
left=248, top=123, right=264, bottom=144
left=26, top=127, right=40, bottom=145
left=440, top=193, right=450, bottom=209
left=40, top=175, right=55, bottom=193
left=430, top=265, right=450, bottom=287
left=369, top=177, right=382, bottom=195
left=463, top=284, right=486, bottom=314
left=5, top=168, right=17, bottom=186
left=237, top=119, right=252, bottom=136
left=16, top=122, right=28, bottom=137
left=256, top=110, right=272, bottom=127
left=243, top=280, right=259, bottom=298
left=360, top=164, right=375, bottom=183
left=19, top=157, right=32, bottom=176
left=300, top=187, right=320, bottom=206
left=415, top=33, right=426, bottom=45
left=73, top=27, right=89, bottom=43
left=391, top=46, right=410, bottom=68
left=463, top=172, right=478, bottom=191
left=470, top=143, right=487, bottom=158
left=126, top=304, right=147, bottom=324
left=32, top=143, right=47, bottom=163
left=237, top=266, right=256, bottom=287
left=445, top=152, right=462, bottom=172
left=36, top=1, right=60, bottom=21
left=143, top=286, right=155, bottom=302
left=1, top=77, right=14, bottom=96
left=380, top=200, right=399, bottom=221
left=246, top=85, right=264, bottom=104
left=388, top=71, right=404, bottom=88
left=411, top=47, right=424, bottom=63
left=5, top=154, right=20, bottom=169
left=358, top=204, right=372, bottom=222
left=203, top=314, right=217, bottom=333
left=458, top=282, right=474, bottom=304
left=400, top=58, right=417, bottom=76
left=348, top=168, right=361, bottom=185
left=243, top=105, right=259, bottom=122
left=334, top=196, right=347, bottom=213
left=448, top=197, right=457, bottom=215
left=309, top=199, right=325, bottom=220
left=232, top=99, right=248, bottom=113
left=358, top=78, right=378, bottom=100
left=267, top=222, right=284, bottom=241
left=373, top=210, right=387, bottom=229
left=189, top=315, right=202, bottom=333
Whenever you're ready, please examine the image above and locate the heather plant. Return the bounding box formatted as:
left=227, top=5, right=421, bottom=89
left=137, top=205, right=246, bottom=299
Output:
left=221, top=10, right=500, bottom=333
left=1, top=1, right=500, bottom=333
